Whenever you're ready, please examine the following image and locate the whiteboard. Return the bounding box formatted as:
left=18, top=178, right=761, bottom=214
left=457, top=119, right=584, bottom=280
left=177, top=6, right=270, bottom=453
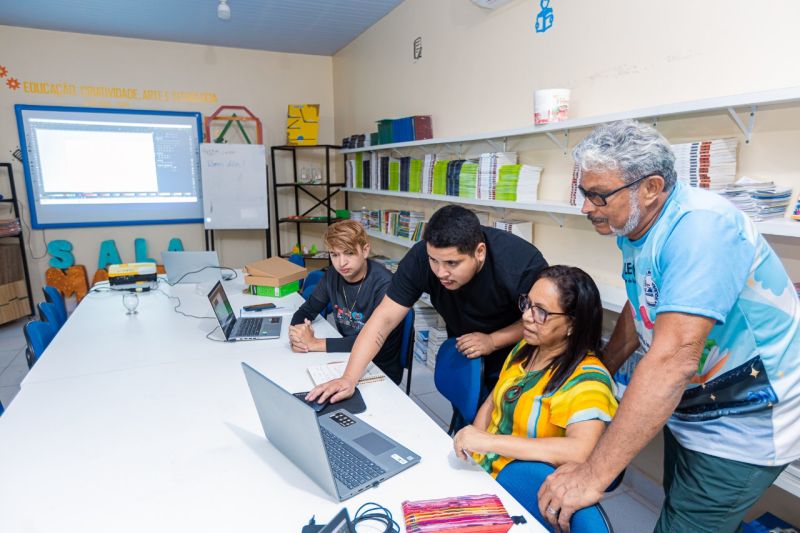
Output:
left=200, top=143, right=269, bottom=230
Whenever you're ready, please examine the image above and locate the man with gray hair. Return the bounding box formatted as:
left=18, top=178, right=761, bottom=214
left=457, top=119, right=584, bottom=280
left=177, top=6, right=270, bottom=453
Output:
left=538, top=120, right=800, bottom=532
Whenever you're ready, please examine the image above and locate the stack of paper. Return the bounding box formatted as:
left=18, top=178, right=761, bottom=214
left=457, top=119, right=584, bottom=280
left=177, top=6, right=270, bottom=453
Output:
left=672, top=138, right=738, bottom=190
left=516, top=165, right=542, bottom=203
left=371, top=255, right=401, bottom=274
left=458, top=162, right=479, bottom=198
left=445, top=160, right=466, bottom=196
left=379, top=156, right=390, bottom=190
left=720, top=177, right=792, bottom=221
left=477, top=152, right=518, bottom=200
left=422, top=154, right=437, bottom=194
left=426, top=326, right=448, bottom=370
left=495, top=219, right=533, bottom=241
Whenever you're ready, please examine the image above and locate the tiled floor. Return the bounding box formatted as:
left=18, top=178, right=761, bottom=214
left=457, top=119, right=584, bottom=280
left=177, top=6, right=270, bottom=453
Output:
left=0, top=319, right=661, bottom=531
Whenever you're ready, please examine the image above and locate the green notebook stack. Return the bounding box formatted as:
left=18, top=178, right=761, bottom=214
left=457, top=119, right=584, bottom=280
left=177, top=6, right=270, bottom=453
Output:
left=409, top=159, right=423, bottom=193
left=458, top=163, right=478, bottom=198
left=389, top=160, right=401, bottom=191
left=433, top=160, right=450, bottom=195
left=355, top=153, right=363, bottom=188
left=496, top=164, right=521, bottom=201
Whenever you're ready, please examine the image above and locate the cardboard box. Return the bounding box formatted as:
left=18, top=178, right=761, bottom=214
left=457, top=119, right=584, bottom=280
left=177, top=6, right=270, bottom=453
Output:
left=248, top=280, right=301, bottom=298
left=286, top=104, right=320, bottom=146
left=244, top=257, right=307, bottom=287
left=0, top=280, right=30, bottom=325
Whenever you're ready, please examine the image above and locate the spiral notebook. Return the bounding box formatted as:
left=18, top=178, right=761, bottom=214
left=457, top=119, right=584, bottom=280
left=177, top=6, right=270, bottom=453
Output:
left=307, top=361, right=385, bottom=386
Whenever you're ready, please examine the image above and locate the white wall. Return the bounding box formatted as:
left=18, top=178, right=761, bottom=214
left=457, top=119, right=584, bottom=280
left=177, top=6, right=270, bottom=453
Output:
left=0, top=25, right=335, bottom=303
left=332, top=0, right=800, bottom=521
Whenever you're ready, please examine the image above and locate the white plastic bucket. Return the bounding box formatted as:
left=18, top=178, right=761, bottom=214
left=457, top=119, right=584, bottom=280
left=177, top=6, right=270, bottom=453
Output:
left=534, top=89, right=570, bottom=125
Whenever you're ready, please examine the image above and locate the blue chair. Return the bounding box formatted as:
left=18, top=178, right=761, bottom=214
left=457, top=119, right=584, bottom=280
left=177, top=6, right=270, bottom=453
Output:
left=399, top=309, right=415, bottom=395
left=43, top=286, right=68, bottom=326
left=434, top=338, right=485, bottom=434
left=301, top=269, right=325, bottom=300
left=38, top=301, right=65, bottom=333
left=288, top=253, right=305, bottom=268
left=0, top=400, right=4, bottom=416
left=23, top=320, right=57, bottom=368
left=496, top=461, right=613, bottom=532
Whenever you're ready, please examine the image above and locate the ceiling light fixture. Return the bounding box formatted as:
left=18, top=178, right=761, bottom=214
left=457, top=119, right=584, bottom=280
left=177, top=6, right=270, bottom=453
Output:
left=217, top=0, right=231, bottom=21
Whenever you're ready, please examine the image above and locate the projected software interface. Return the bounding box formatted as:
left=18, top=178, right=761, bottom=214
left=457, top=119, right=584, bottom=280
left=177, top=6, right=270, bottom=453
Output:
left=16, top=106, right=203, bottom=228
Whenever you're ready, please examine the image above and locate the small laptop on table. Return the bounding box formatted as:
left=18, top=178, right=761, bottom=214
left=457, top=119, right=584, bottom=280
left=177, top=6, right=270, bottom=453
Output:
left=162, top=251, right=222, bottom=284
left=241, top=363, right=420, bottom=501
left=207, top=282, right=281, bottom=341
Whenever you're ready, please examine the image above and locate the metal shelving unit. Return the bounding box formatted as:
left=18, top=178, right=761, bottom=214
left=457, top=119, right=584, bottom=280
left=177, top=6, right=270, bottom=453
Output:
left=270, top=145, right=347, bottom=258
left=0, top=162, right=34, bottom=325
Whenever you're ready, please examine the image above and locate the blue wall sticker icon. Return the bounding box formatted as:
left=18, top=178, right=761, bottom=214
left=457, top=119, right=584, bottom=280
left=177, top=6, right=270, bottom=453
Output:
left=535, top=0, right=554, bottom=33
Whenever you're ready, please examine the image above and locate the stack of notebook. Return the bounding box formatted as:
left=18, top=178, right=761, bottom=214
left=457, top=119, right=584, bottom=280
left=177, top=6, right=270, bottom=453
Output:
left=720, top=177, right=792, bottom=221
left=477, top=152, right=518, bottom=200
left=495, top=164, right=542, bottom=202
left=495, top=219, right=533, bottom=241
left=458, top=162, right=479, bottom=198
left=672, top=138, right=738, bottom=190
left=422, top=154, right=437, bottom=194
left=432, top=160, right=450, bottom=195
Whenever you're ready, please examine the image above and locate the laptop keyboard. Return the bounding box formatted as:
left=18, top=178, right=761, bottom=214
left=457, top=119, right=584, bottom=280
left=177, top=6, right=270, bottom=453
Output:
left=320, top=427, right=386, bottom=489
left=237, top=318, right=263, bottom=337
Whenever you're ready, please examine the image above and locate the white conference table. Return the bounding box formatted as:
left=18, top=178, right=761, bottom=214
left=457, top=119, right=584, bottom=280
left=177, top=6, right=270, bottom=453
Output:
left=0, top=277, right=544, bottom=532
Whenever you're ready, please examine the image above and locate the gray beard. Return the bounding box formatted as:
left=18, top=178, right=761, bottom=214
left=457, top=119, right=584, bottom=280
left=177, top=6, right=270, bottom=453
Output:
left=611, top=190, right=642, bottom=237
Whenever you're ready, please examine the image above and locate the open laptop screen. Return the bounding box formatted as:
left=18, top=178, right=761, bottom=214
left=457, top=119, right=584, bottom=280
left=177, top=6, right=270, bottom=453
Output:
left=208, top=282, right=235, bottom=334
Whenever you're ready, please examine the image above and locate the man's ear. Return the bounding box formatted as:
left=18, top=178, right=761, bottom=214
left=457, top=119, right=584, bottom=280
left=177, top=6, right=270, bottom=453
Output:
left=641, top=175, right=666, bottom=206
left=474, top=242, right=487, bottom=262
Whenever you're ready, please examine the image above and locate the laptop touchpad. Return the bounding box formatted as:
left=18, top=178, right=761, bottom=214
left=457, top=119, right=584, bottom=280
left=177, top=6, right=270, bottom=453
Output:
left=353, top=433, right=393, bottom=455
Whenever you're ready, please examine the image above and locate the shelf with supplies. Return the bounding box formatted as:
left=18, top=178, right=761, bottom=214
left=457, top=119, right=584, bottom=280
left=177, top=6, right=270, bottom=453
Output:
left=0, top=162, right=34, bottom=325
left=341, top=86, right=800, bottom=155
left=366, top=229, right=628, bottom=313
left=349, top=188, right=800, bottom=237
left=270, top=144, right=347, bottom=258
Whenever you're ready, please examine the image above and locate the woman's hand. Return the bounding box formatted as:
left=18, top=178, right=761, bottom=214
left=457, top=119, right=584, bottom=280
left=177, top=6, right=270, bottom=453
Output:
left=453, top=425, right=492, bottom=460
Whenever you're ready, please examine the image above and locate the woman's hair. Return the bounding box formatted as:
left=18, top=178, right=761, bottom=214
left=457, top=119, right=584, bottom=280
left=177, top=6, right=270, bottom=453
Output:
left=512, top=265, right=604, bottom=395
left=323, top=220, right=368, bottom=253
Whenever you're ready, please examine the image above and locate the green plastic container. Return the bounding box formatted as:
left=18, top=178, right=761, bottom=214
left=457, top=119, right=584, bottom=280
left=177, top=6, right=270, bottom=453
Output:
left=248, top=280, right=300, bottom=298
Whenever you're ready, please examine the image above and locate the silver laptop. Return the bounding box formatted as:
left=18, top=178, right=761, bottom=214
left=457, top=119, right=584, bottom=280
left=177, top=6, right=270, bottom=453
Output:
left=241, top=363, right=420, bottom=501
left=162, top=251, right=222, bottom=284
left=208, top=282, right=282, bottom=341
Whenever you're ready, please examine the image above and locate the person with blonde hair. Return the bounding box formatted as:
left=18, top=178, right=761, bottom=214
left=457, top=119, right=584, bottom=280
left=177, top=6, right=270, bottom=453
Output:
left=289, top=220, right=403, bottom=383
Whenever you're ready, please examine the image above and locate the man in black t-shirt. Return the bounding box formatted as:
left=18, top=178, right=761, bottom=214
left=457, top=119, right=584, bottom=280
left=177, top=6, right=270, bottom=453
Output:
left=307, top=205, right=548, bottom=405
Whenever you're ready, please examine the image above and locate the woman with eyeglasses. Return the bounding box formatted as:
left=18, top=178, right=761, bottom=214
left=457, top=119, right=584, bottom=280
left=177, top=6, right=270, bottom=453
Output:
left=453, top=265, right=618, bottom=477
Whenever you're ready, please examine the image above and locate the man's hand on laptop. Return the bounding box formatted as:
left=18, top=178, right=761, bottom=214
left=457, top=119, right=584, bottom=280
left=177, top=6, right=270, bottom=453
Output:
left=306, top=376, right=357, bottom=404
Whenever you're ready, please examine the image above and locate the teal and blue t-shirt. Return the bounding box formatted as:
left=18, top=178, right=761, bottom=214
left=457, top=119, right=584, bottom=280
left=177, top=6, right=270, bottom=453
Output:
left=617, top=181, right=800, bottom=466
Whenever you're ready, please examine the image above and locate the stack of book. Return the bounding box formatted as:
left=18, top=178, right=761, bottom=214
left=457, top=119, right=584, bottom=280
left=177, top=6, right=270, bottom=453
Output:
left=458, top=162, right=479, bottom=198
left=495, top=219, right=533, bottom=241
left=445, top=160, right=466, bottom=196
left=477, top=152, right=518, bottom=200
left=672, top=138, right=738, bottom=190
left=412, top=304, right=444, bottom=364
left=371, top=255, right=400, bottom=274
left=422, top=154, right=437, bottom=194
left=0, top=218, right=21, bottom=238
left=432, top=160, right=449, bottom=195
left=495, top=164, right=542, bottom=202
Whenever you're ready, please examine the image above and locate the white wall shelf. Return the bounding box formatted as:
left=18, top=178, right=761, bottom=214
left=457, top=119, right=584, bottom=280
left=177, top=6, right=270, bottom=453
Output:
left=346, top=187, right=580, bottom=225
left=341, top=86, right=800, bottom=155
left=755, top=218, right=800, bottom=238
